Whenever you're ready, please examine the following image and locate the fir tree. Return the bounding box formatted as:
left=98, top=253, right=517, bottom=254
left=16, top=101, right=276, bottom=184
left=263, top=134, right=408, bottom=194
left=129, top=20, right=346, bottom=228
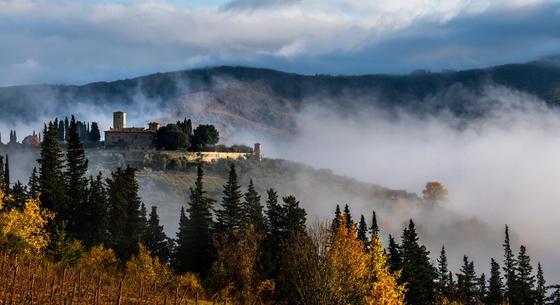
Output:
left=503, top=225, right=519, bottom=305
left=437, top=245, right=451, bottom=301
left=547, top=286, right=560, bottom=305
left=64, top=117, right=69, bottom=141
left=57, top=119, right=65, bottom=141
left=282, top=195, right=306, bottom=237
left=242, top=179, right=266, bottom=233
left=4, top=155, right=9, bottom=193
left=81, top=173, right=108, bottom=247
left=487, top=258, right=504, bottom=305
left=9, top=181, right=27, bottom=209
left=262, top=188, right=283, bottom=277
left=370, top=210, right=379, bottom=237
left=456, top=255, right=478, bottom=305
left=517, top=245, right=535, bottom=305
left=27, top=167, right=40, bottom=198
left=331, top=204, right=341, bottom=231
left=357, top=214, right=368, bottom=246
left=0, top=155, right=4, bottom=190
left=174, top=163, right=216, bottom=276
left=38, top=122, right=66, bottom=221
left=343, top=204, right=353, bottom=229
left=215, top=164, right=243, bottom=240
left=144, top=206, right=170, bottom=262
left=536, top=263, right=546, bottom=305
left=478, top=273, right=487, bottom=304
left=400, top=220, right=437, bottom=305
left=387, top=234, right=402, bottom=273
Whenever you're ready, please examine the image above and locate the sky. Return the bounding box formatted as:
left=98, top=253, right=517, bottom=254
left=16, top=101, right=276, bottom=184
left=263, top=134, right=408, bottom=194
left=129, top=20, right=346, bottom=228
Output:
left=1, top=0, right=560, bottom=86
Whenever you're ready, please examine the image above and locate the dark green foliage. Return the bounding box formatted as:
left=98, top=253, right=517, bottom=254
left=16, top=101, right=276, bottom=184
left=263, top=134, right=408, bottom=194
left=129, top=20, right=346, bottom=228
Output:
left=242, top=179, right=266, bottom=233
left=536, top=263, right=546, bottom=305
left=547, top=286, right=560, bottom=305
left=215, top=164, right=244, bottom=240
left=400, top=220, right=437, bottom=305
left=282, top=195, right=307, bottom=236
left=144, top=206, right=170, bottom=262
left=9, top=130, right=17, bottom=144
left=89, top=122, right=101, bottom=142
left=174, top=164, right=216, bottom=276
left=106, top=167, right=145, bottom=260
left=9, top=181, right=27, bottom=209
left=155, top=123, right=190, bottom=150
left=80, top=173, right=108, bottom=247
left=517, top=245, right=535, bottom=305
left=487, top=258, right=504, bottom=305
left=343, top=204, right=352, bottom=229
left=192, top=124, right=219, bottom=147
left=331, top=204, right=341, bottom=231
left=0, top=155, right=4, bottom=190
left=478, top=273, right=487, bottom=304
left=456, top=255, right=478, bottom=305
left=437, top=245, right=452, bottom=302
left=357, top=214, right=368, bottom=246
left=4, top=155, right=10, bottom=193
left=27, top=167, right=40, bottom=198
left=370, top=210, right=379, bottom=237
left=57, top=119, right=65, bottom=141
left=387, top=234, right=402, bottom=273
left=503, top=225, right=519, bottom=305
left=38, top=122, right=66, bottom=221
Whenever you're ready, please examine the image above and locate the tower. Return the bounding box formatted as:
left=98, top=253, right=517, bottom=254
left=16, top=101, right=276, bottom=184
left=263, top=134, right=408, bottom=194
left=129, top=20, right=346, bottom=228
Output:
left=113, top=111, right=126, bottom=129
left=254, top=143, right=262, bottom=161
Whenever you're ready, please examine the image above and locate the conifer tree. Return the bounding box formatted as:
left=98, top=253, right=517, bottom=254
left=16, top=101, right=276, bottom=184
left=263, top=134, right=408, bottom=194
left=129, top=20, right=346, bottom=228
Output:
left=503, top=225, right=519, bottom=305
left=106, top=167, right=144, bottom=260
left=262, top=188, right=283, bottom=277
left=174, top=163, right=216, bottom=276
left=331, top=204, right=341, bottom=231
left=282, top=195, right=307, bottom=237
left=0, top=155, right=4, bottom=190
left=370, top=210, right=379, bottom=237
left=387, top=234, right=402, bottom=273
left=536, top=263, right=546, bottom=305
left=456, top=255, right=478, bottom=305
left=437, top=245, right=451, bottom=301
left=89, top=122, right=101, bottom=142
left=400, top=220, right=437, bottom=305
left=38, top=122, right=66, bottom=221
left=343, top=204, right=353, bottom=229
left=27, top=167, right=40, bottom=198
left=547, top=286, right=560, bottom=305
left=487, top=258, right=504, bottom=305
left=4, top=155, right=9, bottom=193
left=517, top=245, right=535, bottom=305
left=242, top=179, right=266, bottom=233
left=357, top=214, right=368, bottom=246
left=144, top=206, right=170, bottom=262
left=81, top=173, right=108, bottom=247
left=9, top=181, right=27, bottom=209
left=140, top=202, right=148, bottom=238
left=478, top=273, right=487, bottom=304
left=57, top=119, right=65, bottom=141
left=64, top=117, right=69, bottom=141
left=215, top=164, right=243, bottom=240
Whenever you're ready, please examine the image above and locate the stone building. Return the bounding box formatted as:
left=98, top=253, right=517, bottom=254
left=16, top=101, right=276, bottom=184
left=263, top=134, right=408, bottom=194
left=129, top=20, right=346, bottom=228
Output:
left=105, top=112, right=159, bottom=150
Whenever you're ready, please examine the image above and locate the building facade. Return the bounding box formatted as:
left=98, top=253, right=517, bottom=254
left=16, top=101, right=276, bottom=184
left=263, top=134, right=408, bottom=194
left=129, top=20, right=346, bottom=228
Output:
left=105, top=112, right=158, bottom=150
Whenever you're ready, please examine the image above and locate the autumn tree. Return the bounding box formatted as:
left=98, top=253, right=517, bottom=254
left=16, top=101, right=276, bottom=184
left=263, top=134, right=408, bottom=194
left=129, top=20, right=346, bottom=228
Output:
left=422, top=181, right=448, bottom=205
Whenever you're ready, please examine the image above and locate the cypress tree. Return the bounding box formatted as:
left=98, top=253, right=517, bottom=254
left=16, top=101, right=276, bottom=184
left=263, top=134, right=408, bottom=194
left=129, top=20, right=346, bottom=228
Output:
left=144, top=206, right=170, bottom=262
left=487, top=258, right=504, bottom=305
left=38, top=122, right=66, bottom=220
left=357, top=214, right=368, bottom=245
left=400, top=220, right=437, bottom=305
left=387, top=234, right=402, bottom=273
left=517, top=245, right=535, bottom=305
left=242, top=179, right=266, bottom=233
left=81, top=173, right=108, bottom=247
left=343, top=204, right=352, bottom=229
left=370, top=210, right=379, bottom=237
left=331, top=204, right=341, bottom=231
left=89, top=122, right=101, bottom=142
left=215, top=164, right=243, bottom=240
left=174, top=163, right=216, bottom=276
left=4, top=155, right=10, bottom=193
left=437, top=245, right=451, bottom=301
left=57, top=119, right=65, bottom=141
left=456, top=255, right=478, bottom=305
left=65, top=115, right=89, bottom=236
left=64, top=117, right=69, bottom=141
left=27, top=167, right=40, bottom=198
left=503, top=225, right=519, bottom=305
left=536, top=263, right=546, bottom=305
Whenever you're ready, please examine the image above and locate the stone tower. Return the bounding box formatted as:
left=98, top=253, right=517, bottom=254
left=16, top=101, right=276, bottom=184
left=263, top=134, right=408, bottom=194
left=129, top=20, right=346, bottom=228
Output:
left=113, top=111, right=126, bottom=129
left=254, top=143, right=262, bottom=161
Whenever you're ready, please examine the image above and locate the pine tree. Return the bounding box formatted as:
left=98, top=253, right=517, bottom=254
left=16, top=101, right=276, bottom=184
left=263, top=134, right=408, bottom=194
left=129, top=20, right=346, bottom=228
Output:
left=478, top=273, right=487, bottom=304
left=357, top=214, right=368, bottom=246
left=437, top=245, right=451, bottom=301
left=215, top=164, right=243, bottom=240
left=517, top=245, right=535, bottom=305
left=144, top=206, right=170, bottom=262
left=27, top=167, right=40, bottom=198
left=4, top=155, right=10, bottom=193
left=370, top=210, right=379, bottom=237
left=89, top=122, right=101, bottom=142
left=387, top=234, right=402, bottom=273
left=174, top=163, right=216, bottom=276
left=487, top=258, right=504, bottom=305
left=400, top=220, right=437, bottom=305
left=331, top=204, right=341, bottom=231
left=242, top=179, right=266, bottom=234
left=456, top=255, right=478, bottom=305
left=38, top=122, right=66, bottom=221
left=536, top=263, right=546, bottom=305
left=106, top=167, right=144, bottom=260
left=282, top=195, right=306, bottom=237
left=65, top=115, right=89, bottom=237
left=547, top=286, right=560, bottom=305
left=343, top=204, right=353, bottom=229
left=503, top=225, right=519, bottom=305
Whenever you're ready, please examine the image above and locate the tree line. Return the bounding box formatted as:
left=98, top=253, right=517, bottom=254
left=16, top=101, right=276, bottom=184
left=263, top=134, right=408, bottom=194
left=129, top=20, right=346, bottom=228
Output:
left=155, top=118, right=220, bottom=150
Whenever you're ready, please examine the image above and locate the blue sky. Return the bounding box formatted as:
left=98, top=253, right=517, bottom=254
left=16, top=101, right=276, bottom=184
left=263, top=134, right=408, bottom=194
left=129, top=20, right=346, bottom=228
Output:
left=1, top=0, right=560, bottom=86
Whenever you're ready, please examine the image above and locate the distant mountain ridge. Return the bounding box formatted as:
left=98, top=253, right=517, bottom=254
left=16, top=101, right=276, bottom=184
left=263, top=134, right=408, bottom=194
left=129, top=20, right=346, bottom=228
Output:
left=2, top=60, right=560, bottom=137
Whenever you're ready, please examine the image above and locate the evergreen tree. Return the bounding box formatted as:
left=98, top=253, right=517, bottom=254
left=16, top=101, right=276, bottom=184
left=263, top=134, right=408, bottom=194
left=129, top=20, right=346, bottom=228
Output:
left=282, top=195, right=306, bottom=236
left=81, top=173, right=108, bottom=247
left=536, top=263, right=546, bottom=305
left=106, top=167, right=144, bottom=260
left=65, top=115, right=89, bottom=237
left=215, top=164, right=243, bottom=240
left=478, top=273, right=487, bottom=304
left=140, top=202, right=148, bottom=238
left=9, top=181, right=27, bottom=209
left=27, top=167, right=40, bottom=198
left=144, top=206, right=170, bottom=262
left=4, top=155, right=9, bottom=193
left=57, top=119, right=65, bottom=141
left=370, top=210, right=379, bottom=237
left=64, top=117, right=69, bottom=141
left=503, top=225, right=519, bottom=305
left=387, top=234, right=402, bottom=273
left=343, top=204, right=353, bottom=229
left=400, top=220, right=437, bottom=305
left=437, top=245, right=451, bottom=301
left=38, top=122, right=66, bottom=221
left=174, top=163, right=216, bottom=276
left=331, top=204, right=341, bottom=231
left=0, top=155, right=4, bottom=190
left=547, top=286, right=560, bottom=305
left=517, top=245, right=535, bottom=305
left=456, top=255, right=478, bottom=305
left=89, top=122, right=101, bottom=142
left=262, top=188, right=283, bottom=277
left=357, top=214, right=368, bottom=246
left=487, top=258, right=504, bottom=305
left=242, top=179, right=266, bottom=233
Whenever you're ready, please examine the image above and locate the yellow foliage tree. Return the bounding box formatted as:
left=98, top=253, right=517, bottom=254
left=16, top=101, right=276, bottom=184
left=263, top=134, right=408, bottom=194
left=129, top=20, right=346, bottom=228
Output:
left=126, top=245, right=174, bottom=288
left=367, top=235, right=407, bottom=305
left=0, top=189, right=54, bottom=253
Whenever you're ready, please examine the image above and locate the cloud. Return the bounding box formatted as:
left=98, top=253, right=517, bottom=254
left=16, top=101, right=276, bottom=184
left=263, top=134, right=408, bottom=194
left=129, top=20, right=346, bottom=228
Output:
left=0, top=0, right=558, bottom=85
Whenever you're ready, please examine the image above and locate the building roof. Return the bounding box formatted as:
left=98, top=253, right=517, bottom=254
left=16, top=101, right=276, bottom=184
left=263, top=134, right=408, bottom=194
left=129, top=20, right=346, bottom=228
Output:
left=105, top=128, right=156, bottom=134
